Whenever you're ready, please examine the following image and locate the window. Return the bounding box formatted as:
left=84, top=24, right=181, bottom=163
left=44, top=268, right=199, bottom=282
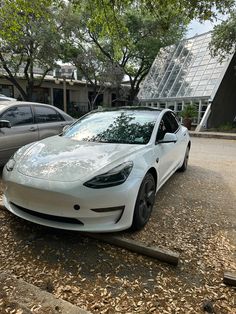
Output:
left=0, top=84, right=14, bottom=97
left=64, top=110, right=160, bottom=144
left=177, top=103, right=183, bottom=111
left=165, top=112, right=179, bottom=132
left=0, top=106, right=33, bottom=126
left=34, top=106, right=64, bottom=123
left=156, top=112, right=179, bottom=141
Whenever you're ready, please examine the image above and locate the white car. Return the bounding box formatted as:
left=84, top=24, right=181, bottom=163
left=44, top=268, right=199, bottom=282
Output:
left=2, top=107, right=190, bottom=232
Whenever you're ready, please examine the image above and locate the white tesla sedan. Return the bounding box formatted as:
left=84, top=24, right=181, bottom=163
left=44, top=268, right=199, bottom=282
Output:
left=2, top=107, right=190, bottom=232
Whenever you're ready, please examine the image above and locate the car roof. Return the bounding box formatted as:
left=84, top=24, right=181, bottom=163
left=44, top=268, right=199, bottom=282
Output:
left=0, top=100, right=53, bottom=107
left=0, top=101, right=74, bottom=120
left=0, top=101, right=61, bottom=113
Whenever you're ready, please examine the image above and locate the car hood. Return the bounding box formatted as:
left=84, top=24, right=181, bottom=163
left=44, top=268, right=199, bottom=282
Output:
left=16, top=136, right=144, bottom=182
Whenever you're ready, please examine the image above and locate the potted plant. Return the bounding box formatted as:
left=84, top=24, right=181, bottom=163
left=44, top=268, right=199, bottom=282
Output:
left=179, top=104, right=198, bottom=130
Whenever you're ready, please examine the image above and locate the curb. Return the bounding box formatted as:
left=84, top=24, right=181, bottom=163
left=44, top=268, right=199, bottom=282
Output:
left=0, top=272, right=90, bottom=314
left=189, top=131, right=236, bottom=140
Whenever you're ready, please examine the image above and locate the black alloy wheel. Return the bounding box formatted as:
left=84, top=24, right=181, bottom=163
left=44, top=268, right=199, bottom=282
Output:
left=131, top=173, right=156, bottom=231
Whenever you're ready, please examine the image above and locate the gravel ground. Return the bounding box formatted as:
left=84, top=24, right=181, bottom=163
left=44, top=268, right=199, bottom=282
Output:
left=0, top=137, right=235, bottom=314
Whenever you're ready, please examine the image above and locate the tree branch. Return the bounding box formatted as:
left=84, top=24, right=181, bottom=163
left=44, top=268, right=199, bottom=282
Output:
left=0, top=52, right=27, bottom=99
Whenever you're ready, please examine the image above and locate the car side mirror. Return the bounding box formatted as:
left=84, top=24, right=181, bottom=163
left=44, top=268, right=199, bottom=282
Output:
left=62, top=125, right=69, bottom=133
left=0, top=120, right=11, bottom=129
left=158, top=133, right=177, bottom=144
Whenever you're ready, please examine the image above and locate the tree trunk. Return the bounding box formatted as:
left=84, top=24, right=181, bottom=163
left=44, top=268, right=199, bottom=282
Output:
left=26, top=81, right=34, bottom=101
left=5, top=76, right=27, bottom=100
left=128, top=86, right=139, bottom=104
left=183, top=118, right=192, bottom=130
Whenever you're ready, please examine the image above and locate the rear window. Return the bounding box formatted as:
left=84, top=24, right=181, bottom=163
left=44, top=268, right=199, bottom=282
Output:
left=34, top=106, right=64, bottom=123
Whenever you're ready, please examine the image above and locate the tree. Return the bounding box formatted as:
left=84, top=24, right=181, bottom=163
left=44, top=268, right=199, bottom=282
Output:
left=71, top=0, right=235, bottom=102
left=0, top=0, right=66, bottom=100
left=70, top=1, right=188, bottom=102
left=210, top=9, right=236, bottom=61
left=62, top=42, right=126, bottom=110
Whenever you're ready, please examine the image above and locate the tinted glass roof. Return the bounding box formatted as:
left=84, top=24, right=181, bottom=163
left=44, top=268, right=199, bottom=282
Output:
left=138, top=32, right=232, bottom=100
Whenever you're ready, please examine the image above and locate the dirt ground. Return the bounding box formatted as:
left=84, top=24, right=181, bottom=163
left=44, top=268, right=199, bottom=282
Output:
left=0, top=137, right=235, bottom=313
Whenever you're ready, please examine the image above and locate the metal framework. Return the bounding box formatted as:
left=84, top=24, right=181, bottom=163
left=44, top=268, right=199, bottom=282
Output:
left=138, top=32, right=233, bottom=125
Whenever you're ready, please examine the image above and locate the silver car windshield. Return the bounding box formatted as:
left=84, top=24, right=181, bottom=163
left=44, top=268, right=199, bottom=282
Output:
left=63, top=110, right=160, bottom=144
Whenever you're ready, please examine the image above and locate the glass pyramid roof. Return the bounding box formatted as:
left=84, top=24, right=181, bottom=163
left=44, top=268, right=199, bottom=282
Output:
left=138, top=32, right=232, bottom=100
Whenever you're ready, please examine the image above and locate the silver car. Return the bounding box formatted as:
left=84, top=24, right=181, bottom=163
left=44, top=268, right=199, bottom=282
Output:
left=0, top=94, right=16, bottom=101
left=0, top=101, right=74, bottom=166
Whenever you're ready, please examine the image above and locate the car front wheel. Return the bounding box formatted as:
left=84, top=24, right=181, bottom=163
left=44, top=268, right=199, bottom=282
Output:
left=131, top=173, right=156, bottom=231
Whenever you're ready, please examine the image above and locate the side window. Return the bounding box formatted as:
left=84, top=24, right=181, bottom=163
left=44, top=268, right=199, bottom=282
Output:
left=34, top=106, right=64, bottom=123
left=156, top=112, right=179, bottom=141
left=156, top=115, right=168, bottom=141
left=166, top=112, right=179, bottom=133
left=0, top=106, right=33, bottom=126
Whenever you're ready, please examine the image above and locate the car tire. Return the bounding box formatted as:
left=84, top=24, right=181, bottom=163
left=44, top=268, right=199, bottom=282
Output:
left=131, top=173, right=156, bottom=231
left=178, top=145, right=190, bottom=172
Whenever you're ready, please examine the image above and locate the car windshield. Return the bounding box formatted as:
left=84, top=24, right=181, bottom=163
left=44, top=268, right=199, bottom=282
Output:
left=63, top=110, right=160, bottom=144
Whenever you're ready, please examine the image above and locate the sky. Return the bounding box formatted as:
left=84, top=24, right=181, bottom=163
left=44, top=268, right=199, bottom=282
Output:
left=187, top=13, right=226, bottom=38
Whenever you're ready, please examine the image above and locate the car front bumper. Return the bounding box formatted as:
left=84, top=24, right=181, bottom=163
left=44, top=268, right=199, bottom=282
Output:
left=3, top=169, right=142, bottom=232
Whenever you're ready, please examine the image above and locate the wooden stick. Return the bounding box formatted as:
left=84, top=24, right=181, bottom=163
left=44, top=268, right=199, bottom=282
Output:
left=223, top=271, right=236, bottom=286
left=85, top=233, right=179, bottom=266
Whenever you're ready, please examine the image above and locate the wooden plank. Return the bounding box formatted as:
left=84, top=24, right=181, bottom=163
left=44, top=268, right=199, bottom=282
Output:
left=223, top=271, right=236, bottom=286
left=85, top=233, right=179, bottom=266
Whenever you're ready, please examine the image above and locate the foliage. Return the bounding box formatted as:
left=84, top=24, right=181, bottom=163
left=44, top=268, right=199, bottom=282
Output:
left=70, top=1, right=187, bottom=102
left=70, top=0, right=234, bottom=102
left=180, top=104, right=198, bottom=119
left=210, top=9, right=236, bottom=61
left=61, top=41, right=126, bottom=110
left=0, top=0, right=234, bottom=103
left=211, top=122, right=236, bottom=133
left=88, top=112, right=155, bottom=144
left=0, top=0, right=66, bottom=100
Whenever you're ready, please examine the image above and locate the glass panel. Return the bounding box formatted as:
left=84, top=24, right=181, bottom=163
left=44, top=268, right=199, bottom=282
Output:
left=177, top=103, right=183, bottom=111
left=138, top=32, right=231, bottom=101
left=35, top=106, right=63, bottom=123
left=64, top=110, right=160, bottom=144
left=0, top=106, right=33, bottom=126
left=0, top=84, right=14, bottom=97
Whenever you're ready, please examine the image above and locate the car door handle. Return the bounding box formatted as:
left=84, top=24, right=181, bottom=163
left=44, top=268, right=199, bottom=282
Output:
left=29, top=127, right=37, bottom=132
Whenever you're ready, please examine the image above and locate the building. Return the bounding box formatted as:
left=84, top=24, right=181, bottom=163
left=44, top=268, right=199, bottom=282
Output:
left=0, top=65, right=129, bottom=116
left=138, top=32, right=236, bottom=130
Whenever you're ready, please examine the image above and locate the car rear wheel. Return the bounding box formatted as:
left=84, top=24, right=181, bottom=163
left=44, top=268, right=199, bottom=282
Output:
left=178, top=145, right=190, bottom=172
left=131, top=173, right=156, bottom=231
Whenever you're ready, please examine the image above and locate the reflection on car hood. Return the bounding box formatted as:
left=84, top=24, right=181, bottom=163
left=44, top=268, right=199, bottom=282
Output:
left=17, top=136, right=144, bottom=182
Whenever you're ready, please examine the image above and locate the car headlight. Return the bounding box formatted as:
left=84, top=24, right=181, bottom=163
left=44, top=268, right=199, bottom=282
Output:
left=6, top=156, right=16, bottom=172
left=84, top=161, right=133, bottom=189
